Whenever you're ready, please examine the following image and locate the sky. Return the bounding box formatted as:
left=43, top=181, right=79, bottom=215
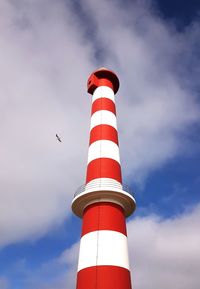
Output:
left=0, top=0, right=200, bottom=288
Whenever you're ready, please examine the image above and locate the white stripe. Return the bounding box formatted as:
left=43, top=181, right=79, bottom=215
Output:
left=86, top=178, right=122, bottom=190
left=92, top=86, right=115, bottom=103
left=78, top=230, right=130, bottom=271
left=90, top=110, right=117, bottom=130
left=87, top=140, right=120, bottom=164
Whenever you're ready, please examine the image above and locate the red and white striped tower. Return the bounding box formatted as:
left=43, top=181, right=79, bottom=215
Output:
left=72, top=68, right=136, bottom=289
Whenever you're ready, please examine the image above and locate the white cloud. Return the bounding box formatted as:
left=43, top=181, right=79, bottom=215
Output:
left=0, top=0, right=200, bottom=247
left=0, top=277, right=9, bottom=289
left=128, top=204, right=200, bottom=289
left=0, top=0, right=92, bottom=246
left=8, top=242, right=79, bottom=289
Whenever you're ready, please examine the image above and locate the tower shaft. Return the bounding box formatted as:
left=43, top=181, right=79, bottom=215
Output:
left=72, top=68, right=136, bottom=289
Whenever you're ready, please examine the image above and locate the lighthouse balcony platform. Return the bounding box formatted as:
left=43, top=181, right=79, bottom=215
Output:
left=72, top=179, right=136, bottom=218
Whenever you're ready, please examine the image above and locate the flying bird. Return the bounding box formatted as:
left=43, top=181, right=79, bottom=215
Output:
left=56, top=134, right=62, bottom=142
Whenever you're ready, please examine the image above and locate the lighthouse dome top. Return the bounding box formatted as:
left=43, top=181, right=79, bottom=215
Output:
left=87, top=67, right=120, bottom=94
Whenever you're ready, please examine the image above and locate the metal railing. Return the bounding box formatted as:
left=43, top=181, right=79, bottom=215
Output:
left=74, top=181, right=134, bottom=198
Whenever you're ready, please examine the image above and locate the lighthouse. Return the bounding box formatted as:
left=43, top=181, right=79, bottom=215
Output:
left=72, top=68, right=136, bottom=289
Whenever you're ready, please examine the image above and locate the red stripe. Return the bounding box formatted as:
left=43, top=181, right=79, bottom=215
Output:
left=86, top=158, right=122, bottom=184
left=76, top=266, right=132, bottom=289
left=91, top=98, right=116, bottom=115
left=82, top=202, right=126, bottom=236
left=98, top=78, right=114, bottom=90
left=89, top=125, right=118, bottom=145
